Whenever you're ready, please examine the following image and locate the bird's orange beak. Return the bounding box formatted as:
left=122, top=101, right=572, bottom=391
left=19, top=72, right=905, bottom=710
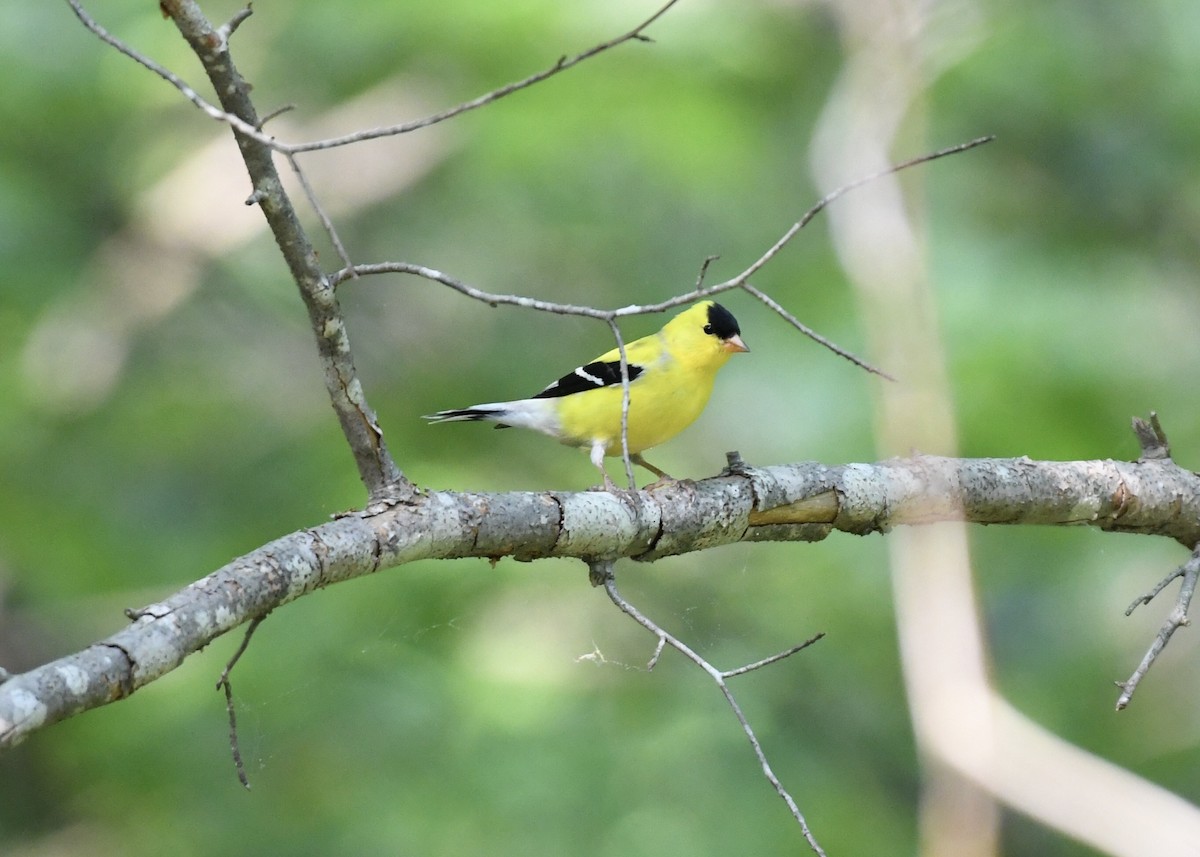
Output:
left=723, top=334, right=750, bottom=354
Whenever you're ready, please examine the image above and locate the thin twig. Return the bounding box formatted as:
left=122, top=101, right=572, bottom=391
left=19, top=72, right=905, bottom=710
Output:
left=333, top=136, right=994, bottom=379
left=257, top=103, right=297, bottom=130
left=726, top=136, right=997, bottom=289
left=286, top=153, right=356, bottom=274
left=605, top=319, right=638, bottom=489
left=589, top=560, right=827, bottom=856
left=693, top=255, right=721, bottom=290
left=329, top=262, right=619, bottom=315
left=715, top=136, right=994, bottom=377
left=1117, top=549, right=1200, bottom=710
left=742, top=282, right=893, bottom=380
left=285, top=0, right=684, bottom=154
left=1124, top=566, right=1187, bottom=617
left=217, top=5, right=253, bottom=43
left=722, top=634, right=825, bottom=678
left=215, top=614, right=267, bottom=788
left=72, top=0, right=681, bottom=156
left=220, top=678, right=249, bottom=789
left=66, top=0, right=279, bottom=149
left=72, top=0, right=986, bottom=383
left=148, top=0, right=406, bottom=500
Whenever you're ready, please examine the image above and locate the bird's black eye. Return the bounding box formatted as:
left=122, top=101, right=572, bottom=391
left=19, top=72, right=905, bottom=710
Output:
left=703, top=323, right=714, bottom=335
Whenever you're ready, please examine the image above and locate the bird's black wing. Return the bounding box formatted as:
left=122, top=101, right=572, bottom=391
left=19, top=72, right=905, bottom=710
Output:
left=532, top=360, right=644, bottom=400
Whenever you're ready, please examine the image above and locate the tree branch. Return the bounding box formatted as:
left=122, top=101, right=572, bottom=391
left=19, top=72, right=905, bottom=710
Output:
left=3, top=448, right=1198, bottom=749
left=331, top=135, right=993, bottom=382
left=70, top=0, right=683, bottom=155
left=1117, top=547, right=1200, bottom=709
left=215, top=613, right=268, bottom=789
left=148, top=0, right=405, bottom=501
left=65, top=0, right=277, bottom=148
left=284, top=0, right=685, bottom=153
left=588, top=559, right=827, bottom=855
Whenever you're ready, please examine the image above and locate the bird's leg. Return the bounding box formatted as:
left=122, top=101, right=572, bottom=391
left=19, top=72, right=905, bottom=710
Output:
left=631, top=453, right=676, bottom=489
left=590, top=440, right=621, bottom=492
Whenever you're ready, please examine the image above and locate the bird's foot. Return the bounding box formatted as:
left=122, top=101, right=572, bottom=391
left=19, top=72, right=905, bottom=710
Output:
left=642, top=475, right=679, bottom=492
left=590, top=473, right=626, bottom=493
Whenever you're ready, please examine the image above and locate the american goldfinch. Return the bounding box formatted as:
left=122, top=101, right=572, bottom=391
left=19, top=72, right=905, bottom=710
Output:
left=425, top=301, right=748, bottom=487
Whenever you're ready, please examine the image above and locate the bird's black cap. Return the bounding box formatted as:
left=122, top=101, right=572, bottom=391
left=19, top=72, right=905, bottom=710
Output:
left=705, top=302, right=741, bottom=340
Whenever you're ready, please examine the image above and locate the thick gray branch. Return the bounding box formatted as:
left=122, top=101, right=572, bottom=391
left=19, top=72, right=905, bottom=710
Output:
left=157, top=0, right=404, bottom=499
left=2, top=453, right=1198, bottom=749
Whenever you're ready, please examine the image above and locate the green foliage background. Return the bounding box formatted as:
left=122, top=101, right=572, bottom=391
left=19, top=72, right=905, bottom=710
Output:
left=2, top=1, right=1199, bottom=854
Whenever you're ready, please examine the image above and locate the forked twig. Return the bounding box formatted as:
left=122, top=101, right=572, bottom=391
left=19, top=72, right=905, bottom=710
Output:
left=67, top=0, right=276, bottom=148
left=725, top=136, right=995, bottom=307
left=73, top=0, right=988, bottom=474
left=332, top=138, right=990, bottom=486
left=588, top=560, right=827, bottom=856
left=284, top=153, right=355, bottom=274
left=332, top=135, right=995, bottom=380
left=69, top=0, right=682, bottom=156
left=287, top=0, right=685, bottom=153
left=742, top=281, right=890, bottom=380
left=1117, top=548, right=1200, bottom=710
left=215, top=613, right=268, bottom=788
left=1114, top=414, right=1194, bottom=710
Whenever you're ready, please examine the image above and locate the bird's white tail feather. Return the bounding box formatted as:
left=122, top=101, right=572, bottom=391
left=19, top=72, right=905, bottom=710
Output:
left=424, top=399, right=560, bottom=436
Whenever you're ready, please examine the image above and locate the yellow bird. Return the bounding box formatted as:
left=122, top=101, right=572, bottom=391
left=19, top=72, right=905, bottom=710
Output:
left=425, top=301, right=749, bottom=488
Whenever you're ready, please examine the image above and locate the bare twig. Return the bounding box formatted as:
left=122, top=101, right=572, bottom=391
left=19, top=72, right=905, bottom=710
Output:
left=742, top=282, right=892, bottom=380
left=693, top=255, right=721, bottom=290
left=66, top=0, right=278, bottom=149
left=1124, top=565, right=1189, bottom=617
left=722, top=634, right=826, bottom=679
left=332, top=136, right=994, bottom=380
left=217, top=5, right=253, bottom=43
left=604, top=318, right=638, bottom=490
left=716, top=136, right=994, bottom=378
left=257, top=103, right=297, bottom=129
left=730, top=135, right=996, bottom=290
left=71, top=0, right=986, bottom=387
left=71, top=0, right=682, bottom=156
left=588, top=559, right=827, bottom=856
left=334, top=139, right=994, bottom=321
left=1115, top=414, right=1191, bottom=710
left=285, top=153, right=356, bottom=274
left=1117, top=547, right=1200, bottom=710
left=138, top=0, right=406, bottom=501
left=285, top=0, right=685, bottom=154
left=215, top=613, right=268, bottom=788
left=330, top=262, right=617, bottom=314
left=219, top=679, right=249, bottom=788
